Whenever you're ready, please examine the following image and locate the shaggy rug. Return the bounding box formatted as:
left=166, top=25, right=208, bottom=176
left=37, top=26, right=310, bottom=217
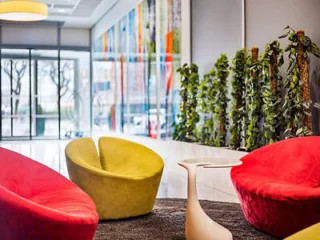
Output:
left=95, top=199, right=278, bottom=240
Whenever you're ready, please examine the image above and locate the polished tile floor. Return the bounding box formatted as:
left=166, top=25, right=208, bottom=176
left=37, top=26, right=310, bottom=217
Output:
left=0, top=133, right=247, bottom=203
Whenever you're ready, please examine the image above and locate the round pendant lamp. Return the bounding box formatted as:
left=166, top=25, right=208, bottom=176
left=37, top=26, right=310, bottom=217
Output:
left=0, top=0, right=48, bottom=22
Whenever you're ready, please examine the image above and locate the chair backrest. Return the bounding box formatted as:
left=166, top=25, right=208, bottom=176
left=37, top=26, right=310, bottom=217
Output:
left=0, top=147, right=72, bottom=199
left=65, top=138, right=102, bottom=170
left=98, top=137, right=164, bottom=176
left=242, top=137, right=320, bottom=187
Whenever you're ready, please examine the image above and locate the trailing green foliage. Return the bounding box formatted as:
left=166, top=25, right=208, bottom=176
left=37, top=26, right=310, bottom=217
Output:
left=261, top=40, right=284, bottom=145
left=198, top=68, right=216, bottom=146
left=212, top=54, right=230, bottom=147
left=280, top=26, right=320, bottom=138
left=246, top=49, right=263, bottom=151
left=230, top=49, right=247, bottom=150
left=173, top=63, right=200, bottom=142
left=173, top=26, right=320, bottom=150
left=279, top=26, right=320, bottom=58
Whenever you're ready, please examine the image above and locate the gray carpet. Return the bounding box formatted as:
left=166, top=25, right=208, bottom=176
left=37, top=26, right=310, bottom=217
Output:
left=95, top=199, right=278, bottom=240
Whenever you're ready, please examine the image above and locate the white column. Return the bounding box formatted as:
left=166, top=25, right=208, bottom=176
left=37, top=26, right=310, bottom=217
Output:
left=242, top=0, right=247, bottom=48
left=156, top=0, right=161, bottom=139
left=181, top=0, right=191, bottom=65
left=126, top=15, right=131, bottom=134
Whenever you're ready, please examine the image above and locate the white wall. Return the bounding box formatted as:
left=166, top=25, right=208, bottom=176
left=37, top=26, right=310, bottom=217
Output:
left=2, top=25, right=58, bottom=46
left=246, top=0, right=320, bottom=50
left=1, top=25, right=90, bottom=48
left=61, top=28, right=90, bottom=47
left=245, top=0, right=320, bottom=77
left=246, top=0, right=320, bottom=134
left=191, top=0, right=243, bottom=77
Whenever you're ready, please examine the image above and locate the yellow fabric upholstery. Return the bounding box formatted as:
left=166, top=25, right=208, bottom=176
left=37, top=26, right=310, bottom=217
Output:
left=285, top=223, right=320, bottom=240
left=65, top=137, right=164, bottom=220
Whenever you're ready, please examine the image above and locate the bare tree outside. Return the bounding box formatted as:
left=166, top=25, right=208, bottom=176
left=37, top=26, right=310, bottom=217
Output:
left=41, top=60, right=73, bottom=98
left=2, top=60, right=28, bottom=115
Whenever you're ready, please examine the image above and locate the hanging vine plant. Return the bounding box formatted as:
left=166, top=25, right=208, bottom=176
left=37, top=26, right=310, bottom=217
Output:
left=212, top=54, right=230, bottom=147
left=246, top=48, right=263, bottom=152
left=172, top=63, right=200, bottom=142
left=261, top=40, right=284, bottom=145
left=198, top=68, right=216, bottom=146
left=279, top=26, right=320, bottom=138
left=230, top=49, right=247, bottom=150
left=172, top=64, right=189, bottom=141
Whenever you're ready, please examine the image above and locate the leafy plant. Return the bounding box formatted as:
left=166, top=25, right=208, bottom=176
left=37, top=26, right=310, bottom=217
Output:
left=279, top=26, right=320, bottom=137
left=212, top=54, right=230, bottom=147
left=261, top=40, right=284, bottom=144
left=246, top=48, right=263, bottom=151
left=173, top=63, right=200, bottom=142
left=198, top=68, right=216, bottom=146
left=230, top=49, right=247, bottom=149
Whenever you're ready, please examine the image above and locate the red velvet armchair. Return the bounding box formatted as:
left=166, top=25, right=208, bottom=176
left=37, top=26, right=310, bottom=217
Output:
left=231, top=137, right=320, bottom=238
left=0, top=147, right=98, bottom=240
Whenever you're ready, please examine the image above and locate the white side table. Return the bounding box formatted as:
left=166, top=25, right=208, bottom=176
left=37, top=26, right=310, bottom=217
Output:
left=178, top=158, right=242, bottom=240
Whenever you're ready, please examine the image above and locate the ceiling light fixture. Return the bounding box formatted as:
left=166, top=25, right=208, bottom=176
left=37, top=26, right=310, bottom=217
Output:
left=0, top=0, right=48, bottom=22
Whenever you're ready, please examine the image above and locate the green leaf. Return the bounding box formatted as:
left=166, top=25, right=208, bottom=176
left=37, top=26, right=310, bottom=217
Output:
left=278, top=55, right=284, bottom=66
left=302, top=36, right=312, bottom=48
left=279, top=31, right=290, bottom=39
left=311, top=43, right=320, bottom=58
left=296, top=128, right=303, bottom=135
left=285, top=44, right=292, bottom=52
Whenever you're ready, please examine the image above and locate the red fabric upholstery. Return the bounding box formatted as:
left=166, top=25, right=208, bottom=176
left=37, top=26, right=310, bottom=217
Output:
left=231, top=137, right=320, bottom=238
left=0, top=147, right=98, bottom=240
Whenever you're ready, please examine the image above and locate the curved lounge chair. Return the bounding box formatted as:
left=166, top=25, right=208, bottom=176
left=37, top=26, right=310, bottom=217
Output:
left=285, top=223, right=320, bottom=240
left=231, top=137, right=320, bottom=238
left=65, top=137, right=164, bottom=220
left=0, top=148, right=98, bottom=240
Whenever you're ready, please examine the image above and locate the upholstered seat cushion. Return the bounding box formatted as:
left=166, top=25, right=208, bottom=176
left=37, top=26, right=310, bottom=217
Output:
left=231, top=137, right=320, bottom=238
left=66, top=137, right=164, bottom=220
left=98, top=137, right=164, bottom=177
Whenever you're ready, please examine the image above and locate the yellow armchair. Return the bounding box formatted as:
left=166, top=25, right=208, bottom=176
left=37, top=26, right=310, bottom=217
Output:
left=285, top=223, right=320, bottom=240
left=65, top=137, right=164, bottom=220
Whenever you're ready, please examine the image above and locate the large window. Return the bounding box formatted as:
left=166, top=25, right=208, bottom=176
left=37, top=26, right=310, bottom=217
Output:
left=92, top=0, right=182, bottom=140
left=1, top=49, right=31, bottom=139
left=60, top=51, right=91, bottom=138
left=0, top=48, right=90, bottom=140
left=33, top=50, right=59, bottom=138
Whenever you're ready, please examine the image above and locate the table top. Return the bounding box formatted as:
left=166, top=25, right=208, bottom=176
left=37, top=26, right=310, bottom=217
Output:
left=179, top=158, right=242, bottom=168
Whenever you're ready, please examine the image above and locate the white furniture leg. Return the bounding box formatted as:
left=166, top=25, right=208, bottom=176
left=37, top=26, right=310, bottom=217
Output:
left=179, top=162, right=233, bottom=240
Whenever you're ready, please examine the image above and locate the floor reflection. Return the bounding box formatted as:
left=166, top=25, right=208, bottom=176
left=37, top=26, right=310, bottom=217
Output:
left=0, top=134, right=246, bottom=203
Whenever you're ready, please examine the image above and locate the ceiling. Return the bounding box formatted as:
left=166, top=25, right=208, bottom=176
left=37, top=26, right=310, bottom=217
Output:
left=42, top=0, right=119, bottom=28
left=43, top=0, right=102, bottom=17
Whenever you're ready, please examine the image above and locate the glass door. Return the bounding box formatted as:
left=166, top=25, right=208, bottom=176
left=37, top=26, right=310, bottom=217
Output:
left=60, top=51, right=90, bottom=139
left=0, top=48, right=90, bottom=140
left=1, top=49, right=31, bottom=140
left=32, top=50, right=59, bottom=138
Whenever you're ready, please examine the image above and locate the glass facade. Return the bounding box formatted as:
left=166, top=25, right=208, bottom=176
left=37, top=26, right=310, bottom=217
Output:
left=0, top=48, right=90, bottom=140
left=92, top=0, right=182, bottom=139
left=33, top=50, right=59, bottom=138
left=60, top=51, right=91, bottom=138
left=1, top=49, right=31, bottom=139
left=0, top=0, right=183, bottom=141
